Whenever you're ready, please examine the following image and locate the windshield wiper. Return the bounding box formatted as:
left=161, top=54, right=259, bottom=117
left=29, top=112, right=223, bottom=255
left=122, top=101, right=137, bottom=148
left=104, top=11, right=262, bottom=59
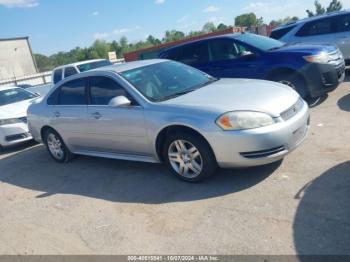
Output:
left=160, top=89, right=198, bottom=101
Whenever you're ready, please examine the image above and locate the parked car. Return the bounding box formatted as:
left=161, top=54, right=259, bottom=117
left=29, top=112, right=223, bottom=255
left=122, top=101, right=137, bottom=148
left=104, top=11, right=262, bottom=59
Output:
left=159, top=33, right=345, bottom=98
left=270, top=11, right=350, bottom=65
left=51, top=59, right=113, bottom=85
left=0, top=86, right=39, bottom=148
left=28, top=60, right=310, bottom=182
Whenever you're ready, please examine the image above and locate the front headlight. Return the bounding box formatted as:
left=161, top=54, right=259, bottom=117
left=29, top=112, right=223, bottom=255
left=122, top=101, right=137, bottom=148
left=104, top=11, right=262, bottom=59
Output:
left=303, top=52, right=330, bottom=64
left=0, top=118, right=24, bottom=126
left=216, top=111, right=276, bottom=131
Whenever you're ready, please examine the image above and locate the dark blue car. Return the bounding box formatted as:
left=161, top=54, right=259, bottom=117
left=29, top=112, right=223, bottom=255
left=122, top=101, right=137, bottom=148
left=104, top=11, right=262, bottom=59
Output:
left=159, top=33, right=345, bottom=98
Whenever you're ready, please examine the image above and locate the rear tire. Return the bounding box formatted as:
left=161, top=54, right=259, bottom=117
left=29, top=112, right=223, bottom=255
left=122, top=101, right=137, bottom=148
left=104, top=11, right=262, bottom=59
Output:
left=269, top=73, right=309, bottom=99
left=43, top=128, right=72, bottom=163
left=162, top=131, right=217, bottom=182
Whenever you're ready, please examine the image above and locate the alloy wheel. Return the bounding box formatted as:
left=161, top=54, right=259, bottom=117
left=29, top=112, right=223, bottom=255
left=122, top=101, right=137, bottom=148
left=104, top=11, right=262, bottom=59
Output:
left=168, top=139, right=203, bottom=178
left=47, top=133, right=64, bottom=160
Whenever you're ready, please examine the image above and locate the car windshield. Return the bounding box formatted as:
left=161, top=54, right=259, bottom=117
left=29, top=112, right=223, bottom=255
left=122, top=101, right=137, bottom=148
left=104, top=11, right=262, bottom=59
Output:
left=120, top=61, right=217, bottom=102
left=0, top=88, right=37, bottom=106
left=77, top=60, right=113, bottom=72
left=237, top=33, right=285, bottom=51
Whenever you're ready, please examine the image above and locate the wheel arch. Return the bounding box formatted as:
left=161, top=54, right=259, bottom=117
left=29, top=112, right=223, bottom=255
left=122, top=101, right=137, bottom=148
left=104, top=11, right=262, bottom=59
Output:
left=155, top=124, right=216, bottom=163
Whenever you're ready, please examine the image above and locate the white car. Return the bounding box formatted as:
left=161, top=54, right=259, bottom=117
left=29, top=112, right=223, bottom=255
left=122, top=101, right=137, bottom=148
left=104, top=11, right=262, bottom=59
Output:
left=51, top=59, right=112, bottom=85
left=0, top=86, right=39, bottom=148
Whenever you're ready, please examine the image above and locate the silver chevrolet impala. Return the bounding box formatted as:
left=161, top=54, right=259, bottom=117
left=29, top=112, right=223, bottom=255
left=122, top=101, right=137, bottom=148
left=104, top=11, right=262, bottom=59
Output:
left=27, top=59, right=310, bottom=182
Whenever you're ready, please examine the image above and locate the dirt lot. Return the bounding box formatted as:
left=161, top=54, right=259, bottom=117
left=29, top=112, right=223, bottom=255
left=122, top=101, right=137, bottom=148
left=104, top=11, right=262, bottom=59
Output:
left=0, top=74, right=349, bottom=255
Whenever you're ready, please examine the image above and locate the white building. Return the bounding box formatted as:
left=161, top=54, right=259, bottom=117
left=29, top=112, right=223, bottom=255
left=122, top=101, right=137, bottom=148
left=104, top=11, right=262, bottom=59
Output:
left=0, top=37, right=38, bottom=80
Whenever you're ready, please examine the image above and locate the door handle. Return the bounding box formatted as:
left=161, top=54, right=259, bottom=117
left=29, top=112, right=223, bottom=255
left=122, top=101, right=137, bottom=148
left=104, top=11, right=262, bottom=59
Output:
left=92, top=112, right=102, bottom=119
left=54, top=111, right=60, bottom=118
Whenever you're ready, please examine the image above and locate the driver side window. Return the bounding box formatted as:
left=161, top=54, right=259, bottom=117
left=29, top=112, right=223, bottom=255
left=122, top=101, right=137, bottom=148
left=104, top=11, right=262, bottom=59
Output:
left=210, top=39, right=253, bottom=61
left=89, top=76, right=135, bottom=105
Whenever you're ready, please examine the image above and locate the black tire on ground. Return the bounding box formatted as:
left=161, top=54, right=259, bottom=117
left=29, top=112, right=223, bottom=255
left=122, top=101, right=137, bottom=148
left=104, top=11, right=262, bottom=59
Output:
left=43, top=128, right=73, bottom=163
left=162, top=131, right=217, bottom=182
left=269, top=73, right=309, bottom=99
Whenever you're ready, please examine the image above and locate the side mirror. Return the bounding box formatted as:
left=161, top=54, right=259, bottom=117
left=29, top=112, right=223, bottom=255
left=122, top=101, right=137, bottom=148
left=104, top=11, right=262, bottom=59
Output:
left=108, top=96, right=131, bottom=107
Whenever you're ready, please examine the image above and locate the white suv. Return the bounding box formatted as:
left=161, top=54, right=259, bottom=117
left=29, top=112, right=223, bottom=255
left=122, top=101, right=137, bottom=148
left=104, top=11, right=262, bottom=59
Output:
left=51, top=59, right=112, bottom=85
left=271, top=11, right=350, bottom=65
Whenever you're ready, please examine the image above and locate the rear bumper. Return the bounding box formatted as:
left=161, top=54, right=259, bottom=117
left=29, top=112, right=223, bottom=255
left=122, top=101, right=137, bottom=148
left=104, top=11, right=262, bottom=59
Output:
left=300, top=62, right=345, bottom=97
left=204, top=100, right=310, bottom=168
left=0, top=123, right=33, bottom=147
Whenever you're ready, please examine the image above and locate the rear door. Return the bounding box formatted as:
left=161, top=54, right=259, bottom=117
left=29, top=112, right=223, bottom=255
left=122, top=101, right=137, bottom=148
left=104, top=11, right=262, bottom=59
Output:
left=166, top=42, right=212, bottom=73
left=207, top=38, right=261, bottom=78
left=334, top=14, right=350, bottom=60
left=49, top=77, right=89, bottom=151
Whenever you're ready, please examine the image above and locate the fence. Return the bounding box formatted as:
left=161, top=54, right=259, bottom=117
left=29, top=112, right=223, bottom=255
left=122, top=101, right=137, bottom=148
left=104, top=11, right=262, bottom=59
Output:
left=0, top=71, right=52, bottom=87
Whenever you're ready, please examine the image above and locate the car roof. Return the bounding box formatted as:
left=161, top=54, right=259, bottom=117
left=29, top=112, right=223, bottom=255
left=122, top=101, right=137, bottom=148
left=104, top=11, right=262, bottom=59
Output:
left=53, top=59, right=107, bottom=71
left=94, top=59, right=169, bottom=73
left=161, top=33, right=246, bottom=53
left=273, top=10, right=350, bottom=31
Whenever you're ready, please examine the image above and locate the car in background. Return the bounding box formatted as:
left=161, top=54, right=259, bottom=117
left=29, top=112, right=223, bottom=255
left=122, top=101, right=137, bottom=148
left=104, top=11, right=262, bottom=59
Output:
left=0, top=86, right=40, bottom=148
left=51, top=59, right=113, bottom=85
left=28, top=60, right=310, bottom=182
left=160, top=33, right=345, bottom=98
left=270, top=11, right=350, bottom=65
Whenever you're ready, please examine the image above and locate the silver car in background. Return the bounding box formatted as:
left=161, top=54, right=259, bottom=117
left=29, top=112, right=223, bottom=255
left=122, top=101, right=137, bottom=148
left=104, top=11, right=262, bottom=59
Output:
left=28, top=59, right=310, bottom=182
left=271, top=11, right=350, bottom=65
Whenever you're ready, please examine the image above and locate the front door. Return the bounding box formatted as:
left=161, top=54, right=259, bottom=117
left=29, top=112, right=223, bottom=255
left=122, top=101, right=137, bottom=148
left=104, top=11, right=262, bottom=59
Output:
left=207, top=39, right=260, bottom=78
left=85, top=76, right=149, bottom=156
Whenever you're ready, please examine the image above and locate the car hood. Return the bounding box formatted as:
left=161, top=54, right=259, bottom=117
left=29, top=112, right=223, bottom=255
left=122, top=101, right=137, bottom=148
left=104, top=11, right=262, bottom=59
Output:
left=272, top=43, right=337, bottom=54
left=161, top=78, right=300, bottom=117
left=0, top=99, right=34, bottom=119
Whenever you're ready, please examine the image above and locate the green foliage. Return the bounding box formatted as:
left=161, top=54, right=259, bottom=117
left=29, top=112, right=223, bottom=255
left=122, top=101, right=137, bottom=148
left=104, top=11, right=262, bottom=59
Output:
left=307, top=0, right=343, bottom=17
left=32, top=21, right=231, bottom=72
left=235, top=13, right=258, bottom=27
left=270, top=16, right=299, bottom=27
left=202, top=22, right=217, bottom=33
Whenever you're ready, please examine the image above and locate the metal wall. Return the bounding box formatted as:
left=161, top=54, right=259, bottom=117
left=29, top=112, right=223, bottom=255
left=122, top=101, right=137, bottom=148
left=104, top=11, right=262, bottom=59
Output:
left=0, top=38, right=37, bottom=80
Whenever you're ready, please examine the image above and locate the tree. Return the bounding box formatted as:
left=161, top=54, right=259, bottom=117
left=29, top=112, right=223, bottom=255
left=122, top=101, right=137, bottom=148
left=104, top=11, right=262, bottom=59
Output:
left=202, top=22, right=217, bottom=33
left=147, top=35, right=161, bottom=46
left=217, top=23, right=229, bottom=31
left=307, top=0, right=343, bottom=17
left=34, top=54, right=53, bottom=72
left=235, top=13, right=258, bottom=27
left=270, top=16, right=299, bottom=27
left=163, top=30, right=185, bottom=43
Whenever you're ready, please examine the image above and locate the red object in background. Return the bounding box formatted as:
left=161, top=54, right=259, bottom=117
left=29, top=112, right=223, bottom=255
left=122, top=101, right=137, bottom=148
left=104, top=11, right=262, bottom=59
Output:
left=123, top=27, right=245, bottom=62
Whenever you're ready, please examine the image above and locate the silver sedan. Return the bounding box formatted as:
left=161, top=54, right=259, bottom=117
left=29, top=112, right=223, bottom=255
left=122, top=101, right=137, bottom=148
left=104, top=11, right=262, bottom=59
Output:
left=28, top=59, right=310, bottom=182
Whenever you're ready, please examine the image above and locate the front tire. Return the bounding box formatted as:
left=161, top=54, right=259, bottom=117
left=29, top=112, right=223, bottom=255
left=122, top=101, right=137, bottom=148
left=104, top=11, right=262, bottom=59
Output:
left=269, top=73, right=309, bottom=99
left=43, top=129, right=72, bottom=163
left=163, top=132, right=217, bottom=182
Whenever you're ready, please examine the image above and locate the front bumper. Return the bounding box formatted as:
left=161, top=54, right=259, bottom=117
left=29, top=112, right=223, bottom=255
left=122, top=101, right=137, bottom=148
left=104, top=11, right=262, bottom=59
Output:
left=205, top=100, right=310, bottom=168
left=300, top=62, right=345, bottom=98
left=0, top=123, right=33, bottom=147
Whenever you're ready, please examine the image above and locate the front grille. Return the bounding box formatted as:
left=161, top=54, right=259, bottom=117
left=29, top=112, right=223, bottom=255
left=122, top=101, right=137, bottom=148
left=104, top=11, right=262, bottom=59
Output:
left=5, top=133, right=30, bottom=142
left=280, top=98, right=304, bottom=121
left=328, top=49, right=346, bottom=79
left=240, top=146, right=286, bottom=159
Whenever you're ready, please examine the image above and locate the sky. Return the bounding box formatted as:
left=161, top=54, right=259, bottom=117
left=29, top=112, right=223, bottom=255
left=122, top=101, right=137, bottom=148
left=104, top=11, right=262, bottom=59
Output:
left=0, top=0, right=349, bottom=55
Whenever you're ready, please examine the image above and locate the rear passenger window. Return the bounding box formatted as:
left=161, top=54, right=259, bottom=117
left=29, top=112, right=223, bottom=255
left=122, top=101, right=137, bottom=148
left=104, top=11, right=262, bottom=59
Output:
left=270, top=25, right=296, bottom=39
left=53, top=69, right=63, bottom=84
left=59, top=78, right=87, bottom=105
left=64, top=67, right=78, bottom=78
left=296, top=18, right=334, bottom=36
left=177, top=43, right=209, bottom=65
left=336, top=14, right=350, bottom=32
left=89, top=76, right=131, bottom=105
